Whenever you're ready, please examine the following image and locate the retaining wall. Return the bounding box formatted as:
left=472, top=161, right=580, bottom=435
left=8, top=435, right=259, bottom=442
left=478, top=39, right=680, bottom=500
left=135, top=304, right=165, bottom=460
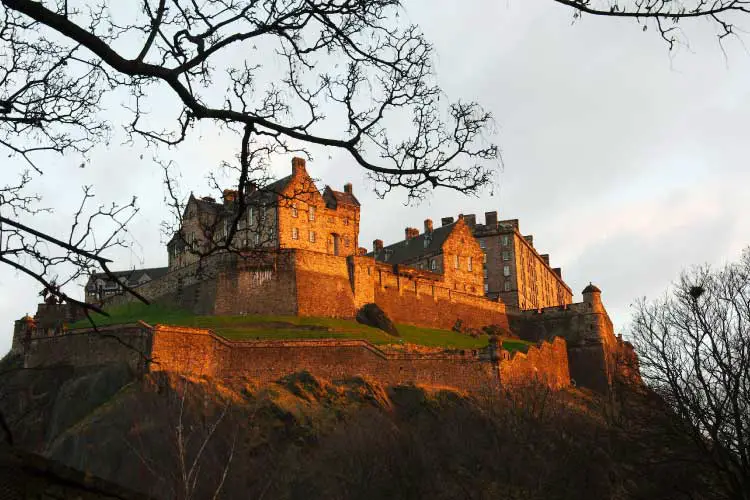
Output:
left=21, top=325, right=571, bottom=393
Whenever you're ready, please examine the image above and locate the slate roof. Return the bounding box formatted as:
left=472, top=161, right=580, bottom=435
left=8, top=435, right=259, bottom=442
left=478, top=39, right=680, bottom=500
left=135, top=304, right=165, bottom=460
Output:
left=245, top=175, right=294, bottom=205
left=582, top=283, right=601, bottom=294
left=368, top=222, right=456, bottom=265
left=323, top=186, right=360, bottom=208
left=87, top=267, right=169, bottom=285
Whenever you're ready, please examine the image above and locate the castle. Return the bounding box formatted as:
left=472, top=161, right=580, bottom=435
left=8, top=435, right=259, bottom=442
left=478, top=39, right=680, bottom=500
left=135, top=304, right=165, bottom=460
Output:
left=11, top=157, right=639, bottom=395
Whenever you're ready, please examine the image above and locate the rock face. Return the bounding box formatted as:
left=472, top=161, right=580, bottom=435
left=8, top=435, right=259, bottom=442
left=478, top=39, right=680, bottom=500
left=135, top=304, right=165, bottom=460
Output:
left=355, top=303, right=399, bottom=336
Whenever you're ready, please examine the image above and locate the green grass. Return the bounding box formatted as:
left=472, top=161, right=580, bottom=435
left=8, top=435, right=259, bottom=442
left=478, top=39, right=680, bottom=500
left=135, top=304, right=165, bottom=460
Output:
left=70, top=301, right=533, bottom=351
left=501, top=338, right=534, bottom=354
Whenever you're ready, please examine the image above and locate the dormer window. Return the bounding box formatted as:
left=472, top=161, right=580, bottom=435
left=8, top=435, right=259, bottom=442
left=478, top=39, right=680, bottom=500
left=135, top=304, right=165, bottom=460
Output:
left=430, top=259, right=437, bottom=271
left=384, top=249, right=393, bottom=261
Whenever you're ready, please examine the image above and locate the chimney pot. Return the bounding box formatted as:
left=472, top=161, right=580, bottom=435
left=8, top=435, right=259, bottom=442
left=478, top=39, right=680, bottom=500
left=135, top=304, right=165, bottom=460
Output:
left=373, top=239, right=383, bottom=252
left=424, top=219, right=433, bottom=233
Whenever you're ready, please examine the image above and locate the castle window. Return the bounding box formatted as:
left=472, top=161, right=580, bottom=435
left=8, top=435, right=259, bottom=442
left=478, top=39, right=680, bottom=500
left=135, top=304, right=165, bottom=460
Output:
left=479, top=239, right=486, bottom=249
left=430, top=259, right=436, bottom=271
left=309, top=230, right=316, bottom=242
left=484, top=269, right=488, bottom=279
left=292, top=228, right=299, bottom=240
left=468, top=256, right=473, bottom=271
left=454, top=255, right=459, bottom=270
left=343, top=217, right=349, bottom=226
left=255, top=233, right=261, bottom=245
left=291, top=204, right=298, bottom=218
left=344, top=236, right=350, bottom=247
left=503, top=265, right=510, bottom=277
left=502, top=235, right=510, bottom=246
left=248, top=207, right=254, bottom=226
left=502, top=251, right=510, bottom=261
left=504, top=280, right=511, bottom=291
left=309, top=206, right=316, bottom=221
left=484, top=283, right=489, bottom=293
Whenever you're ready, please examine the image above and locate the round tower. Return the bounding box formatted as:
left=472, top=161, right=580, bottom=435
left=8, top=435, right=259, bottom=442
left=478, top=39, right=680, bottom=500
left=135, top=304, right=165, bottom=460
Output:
left=582, top=283, right=602, bottom=310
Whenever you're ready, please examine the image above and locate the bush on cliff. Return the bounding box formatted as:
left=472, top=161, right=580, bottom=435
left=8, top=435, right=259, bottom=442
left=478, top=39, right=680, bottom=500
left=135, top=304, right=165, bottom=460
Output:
left=355, top=303, right=399, bottom=337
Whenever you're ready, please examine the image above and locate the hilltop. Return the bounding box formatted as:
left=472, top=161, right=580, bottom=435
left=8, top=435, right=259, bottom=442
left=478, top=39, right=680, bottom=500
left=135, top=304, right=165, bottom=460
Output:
left=0, top=353, right=722, bottom=500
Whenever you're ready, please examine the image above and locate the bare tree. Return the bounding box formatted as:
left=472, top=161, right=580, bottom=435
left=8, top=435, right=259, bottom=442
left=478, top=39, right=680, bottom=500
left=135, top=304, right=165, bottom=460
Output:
left=2, top=0, right=748, bottom=308
left=631, top=249, right=750, bottom=499
left=552, top=0, right=750, bottom=49
left=0, top=0, right=505, bottom=310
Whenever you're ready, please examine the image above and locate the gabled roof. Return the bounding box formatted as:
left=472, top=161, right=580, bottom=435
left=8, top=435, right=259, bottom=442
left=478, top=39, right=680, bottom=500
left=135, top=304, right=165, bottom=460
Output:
left=368, top=222, right=456, bottom=265
left=323, top=186, right=360, bottom=208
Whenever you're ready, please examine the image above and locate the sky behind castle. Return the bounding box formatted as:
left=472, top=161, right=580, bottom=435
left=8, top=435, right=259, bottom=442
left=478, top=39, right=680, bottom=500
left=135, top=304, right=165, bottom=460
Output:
left=2, top=0, right=750, bottom=354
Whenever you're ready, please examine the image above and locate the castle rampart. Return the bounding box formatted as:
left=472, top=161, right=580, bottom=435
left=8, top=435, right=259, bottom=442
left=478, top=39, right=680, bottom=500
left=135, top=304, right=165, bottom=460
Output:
left=20, top=324, right=570, bottom=393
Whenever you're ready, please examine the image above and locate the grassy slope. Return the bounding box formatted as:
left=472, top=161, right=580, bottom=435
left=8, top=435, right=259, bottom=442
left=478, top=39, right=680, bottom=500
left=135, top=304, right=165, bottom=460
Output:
left=71, top=302, right=532, bottom=352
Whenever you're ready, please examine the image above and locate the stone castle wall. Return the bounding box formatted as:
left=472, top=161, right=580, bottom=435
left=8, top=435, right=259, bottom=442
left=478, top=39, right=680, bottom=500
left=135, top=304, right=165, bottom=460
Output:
left=509, top=298, right=624, bottom=393
left=102, top=250, right=511, bottom=333
left=23, top=324, right=152, bottom=375
left=20, top=325, right=570, bottom=393
left=350, top=256, right=509, bottom=331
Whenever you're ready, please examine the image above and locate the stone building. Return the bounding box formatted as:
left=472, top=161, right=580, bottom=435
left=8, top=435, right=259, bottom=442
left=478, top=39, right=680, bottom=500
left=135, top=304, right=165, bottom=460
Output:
left=166, top=157, right=360, bottom=270
left=467, top=212, right=572, bottom=309
left=369, top=215, right=485, bottom=296
left=84, top=267, right=169, bottom=304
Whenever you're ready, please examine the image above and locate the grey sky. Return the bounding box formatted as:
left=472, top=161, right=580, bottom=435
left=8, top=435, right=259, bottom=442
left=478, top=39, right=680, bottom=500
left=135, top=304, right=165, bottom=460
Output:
left=3, top=0, right=749, bottom=353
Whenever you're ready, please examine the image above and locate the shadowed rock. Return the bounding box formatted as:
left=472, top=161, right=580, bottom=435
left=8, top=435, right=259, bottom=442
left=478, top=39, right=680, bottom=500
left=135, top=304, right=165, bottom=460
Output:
left=356, top=303, right=399, bottom=336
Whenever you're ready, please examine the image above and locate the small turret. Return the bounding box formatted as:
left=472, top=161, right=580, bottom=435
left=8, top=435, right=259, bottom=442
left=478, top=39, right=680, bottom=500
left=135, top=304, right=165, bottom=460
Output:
left=582, top=283, right=602, bottom=310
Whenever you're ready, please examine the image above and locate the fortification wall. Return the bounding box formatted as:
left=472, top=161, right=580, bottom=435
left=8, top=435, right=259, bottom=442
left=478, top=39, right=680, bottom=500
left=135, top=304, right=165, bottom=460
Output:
left=294, top=250, right=356, bottom=318
left=510, top=301, right=620, bottom=393
left=23, top=325, right=152, bottom=375
left=20, top=324, right=571, bottom=393
left=102, top=254, right=229, bottom=312
left=348, top=256, right=509, bottom=330
left=147, top=325, right=569, bottom=393
left=499, top=337, right=570, bottom=389
left=213, top=253, right=298, bottom=316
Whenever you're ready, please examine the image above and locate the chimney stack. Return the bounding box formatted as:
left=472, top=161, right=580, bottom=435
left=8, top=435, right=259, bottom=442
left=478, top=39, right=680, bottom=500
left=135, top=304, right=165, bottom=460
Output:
left=405, top=227, right=419, bottom=240
left=291, top=157, right=306, bottom=176
left=464, top=214, right=476, bottom=227
left=485, top=211, right=498, bottom=227
left=344, top=183, right=353, bottom=194
left=541, top=254, right=550, bottom=265
left=373, top=239, right=383, bottom=252
left=441, top=217, right=454, bottom=227
left=552, top=267, right=562, bottom=278
left=222, top=189, right=237, bottom=205
left=523, top=235, right=534, bottom=248
left=424, top=219, right=433, bottom=233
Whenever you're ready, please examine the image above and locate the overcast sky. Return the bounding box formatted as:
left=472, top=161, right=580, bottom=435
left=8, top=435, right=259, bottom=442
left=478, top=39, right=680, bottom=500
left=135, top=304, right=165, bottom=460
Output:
left=2, top=0, right=749, bottom=354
